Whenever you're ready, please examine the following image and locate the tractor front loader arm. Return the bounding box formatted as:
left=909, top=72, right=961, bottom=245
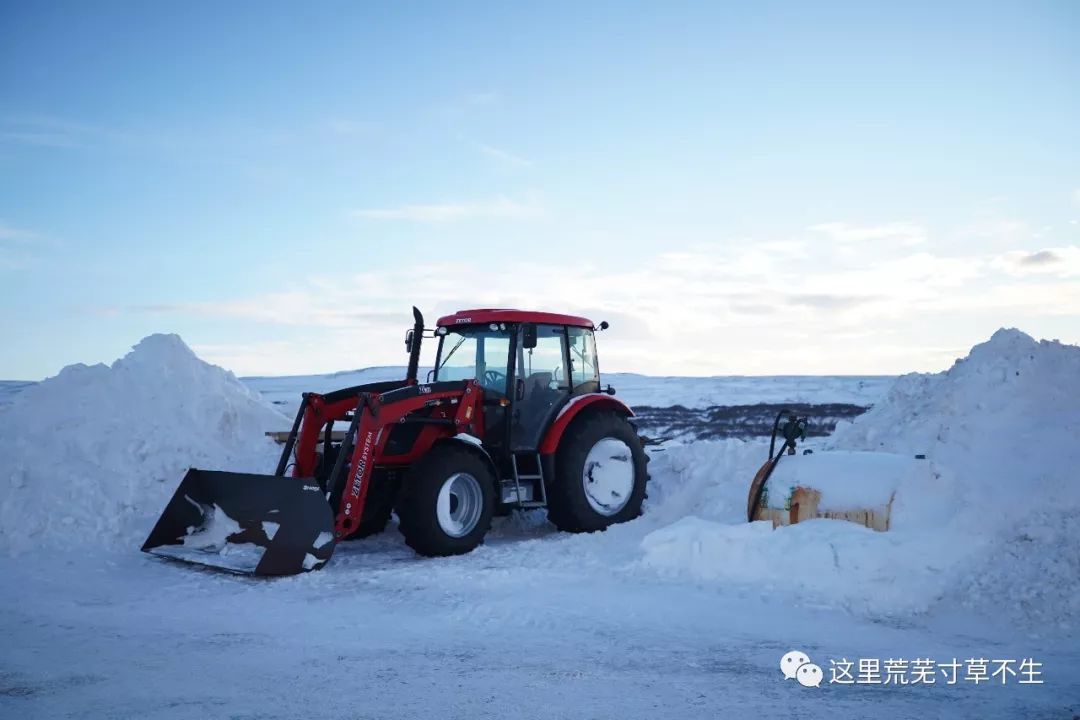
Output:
left=328, top=381, right=484, bottom=540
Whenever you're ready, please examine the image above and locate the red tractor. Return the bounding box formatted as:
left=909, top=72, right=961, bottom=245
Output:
left=143, top=308, right=649, bottom=575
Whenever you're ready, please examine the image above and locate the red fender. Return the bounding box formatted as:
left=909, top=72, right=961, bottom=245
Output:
left=538, top=394, right=634, bottom=455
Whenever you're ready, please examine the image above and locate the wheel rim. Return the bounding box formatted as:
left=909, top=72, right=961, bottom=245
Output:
left=582, top=437, right=635, bottom=516
left=436, top=472, right=484, bottom=538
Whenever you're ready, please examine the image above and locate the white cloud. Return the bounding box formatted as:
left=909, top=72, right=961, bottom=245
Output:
left=0, top=115, right=110, bottom=150
left=352, top=197, right=544, bottom=223
left=190, top=340, right=318, bottom=376
left=993, top=246, right=1080, bottom=278
left=102, top=225, right=1080, bottom=376
left=127, top=293, right=406, bottom=329
left=0, top=255, right=29, bottom=270
left=0, top=221, right=36, bottom=242
left=0, top=130, right=82, bottom=148
left=810, top=222, right=928, bottom=246
left=324, top=118, right=375, bottom=136
left=0, top=221, right=40, bottom=271
left=955, top=218, right=1030, bottom=246
left=477, top=143, right=532, bottom=167
left=467, top=92, right=498, bottom=106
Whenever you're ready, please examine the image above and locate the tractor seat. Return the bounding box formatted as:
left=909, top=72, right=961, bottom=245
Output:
left=527, top=371, right=553, bottom=391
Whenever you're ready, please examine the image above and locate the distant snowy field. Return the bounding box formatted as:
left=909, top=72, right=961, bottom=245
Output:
left=2, top=333, right=1078, bottom=719
left=3, top=368, right=892, bottom=415
left=243, top=369, right=894, bottom=443
left=242, top=367, right=893, bottom=417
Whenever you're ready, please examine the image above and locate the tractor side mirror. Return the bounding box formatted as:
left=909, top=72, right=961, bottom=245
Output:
left=522, top=323, right=537, bottom=349
left=599, top=320, right=609, bottom=331
left=404, top=329, right=414, bottom=353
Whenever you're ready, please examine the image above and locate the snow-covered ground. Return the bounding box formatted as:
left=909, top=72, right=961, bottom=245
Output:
left=2, top=331, right=1078, bottom=718
left=605, top=372, right=893, bottom=409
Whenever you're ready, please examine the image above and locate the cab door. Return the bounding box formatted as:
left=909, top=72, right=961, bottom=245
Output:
left=433, top=325, right=513, bottom=451
left=509, top=323, right=571, bottom=451
left=477, top=332, right=512, bottom=454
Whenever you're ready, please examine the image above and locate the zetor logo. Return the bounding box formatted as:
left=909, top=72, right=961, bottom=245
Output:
left=418, top=384, right=432, bottom=394
left=350, top=430, right=375, bottom=499
left=455, top=317, right=472, bottom=324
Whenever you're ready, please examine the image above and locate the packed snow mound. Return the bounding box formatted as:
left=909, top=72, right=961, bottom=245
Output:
left=641, top=440, right=972, bottom=617
left=830, top=328, right=1078, bottom=453
left=0, top=335, right=286, bottom=553
left=829, top=328, right=1080, bottom=533
left=641, top=329, right=1080, bottom=627
left=831, top=328, right=1080, bottom=626
left=760, top=450, right=925, bottom=512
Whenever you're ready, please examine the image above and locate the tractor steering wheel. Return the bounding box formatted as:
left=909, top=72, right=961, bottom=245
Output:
left=483, top=369, right=506, bottom=390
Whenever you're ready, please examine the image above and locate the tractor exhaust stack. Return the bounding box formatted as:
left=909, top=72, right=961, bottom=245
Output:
left=406, top=306, right=424, bottom=384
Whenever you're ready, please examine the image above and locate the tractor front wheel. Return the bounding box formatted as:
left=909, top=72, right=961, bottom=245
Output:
left=547, top=411, right=648, bottom=533
left=397, top=444, right=496, bottom=556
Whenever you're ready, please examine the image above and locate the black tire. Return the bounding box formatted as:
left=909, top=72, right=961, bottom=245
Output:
left=547, top=411, right=649, bottom=533
left=325, top=454, right=399, bottom=541
left=343, top=469, right=398, bottom=540
left=397, top=444, right=496, bottom=556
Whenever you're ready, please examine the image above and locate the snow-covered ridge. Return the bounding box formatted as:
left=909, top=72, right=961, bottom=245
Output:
left=0, top=380, right=35, bottom=408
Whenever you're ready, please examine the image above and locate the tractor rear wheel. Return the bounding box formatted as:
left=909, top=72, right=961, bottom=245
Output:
left=547, top=411, right=648, bottom=533
left=397, top=444, right=496, bottom=556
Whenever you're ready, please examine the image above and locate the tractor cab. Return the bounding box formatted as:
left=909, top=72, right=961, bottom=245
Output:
left=432, top=310, right=600, bottom=454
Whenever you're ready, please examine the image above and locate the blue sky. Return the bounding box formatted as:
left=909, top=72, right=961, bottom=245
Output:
left=1, top=1, right=1078, bottom=379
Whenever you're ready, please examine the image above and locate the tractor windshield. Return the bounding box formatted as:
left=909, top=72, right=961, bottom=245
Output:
left=435, top=326, right=512, bottom=395
left=568, top=326, right=600, bottom=394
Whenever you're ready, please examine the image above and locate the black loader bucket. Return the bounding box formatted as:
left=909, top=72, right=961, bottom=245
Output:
left=141, top=469, right=336, bottom=576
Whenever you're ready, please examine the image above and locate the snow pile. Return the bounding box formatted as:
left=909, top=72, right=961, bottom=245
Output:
left=760, top=450, right=926, bottom=511
left=641, top=441, right=965, bottom=616
left=642, top=439, right=764, bottom=527
left=641, top=329, right=1080, bottom=626
left=0, top=335, right=286, bottom=553
left=834, top=328, right=1080, bottom=626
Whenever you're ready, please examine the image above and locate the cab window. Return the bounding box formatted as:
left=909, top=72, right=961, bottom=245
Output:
left=434, top=326, right=511, bottom=395
left=517, top=324, right=570, bottom=391
left=568, top=327, right=599, bottom=394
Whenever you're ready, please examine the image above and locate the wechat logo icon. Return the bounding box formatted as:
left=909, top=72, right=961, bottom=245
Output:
left=780, top=650, right=822, bottom=688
